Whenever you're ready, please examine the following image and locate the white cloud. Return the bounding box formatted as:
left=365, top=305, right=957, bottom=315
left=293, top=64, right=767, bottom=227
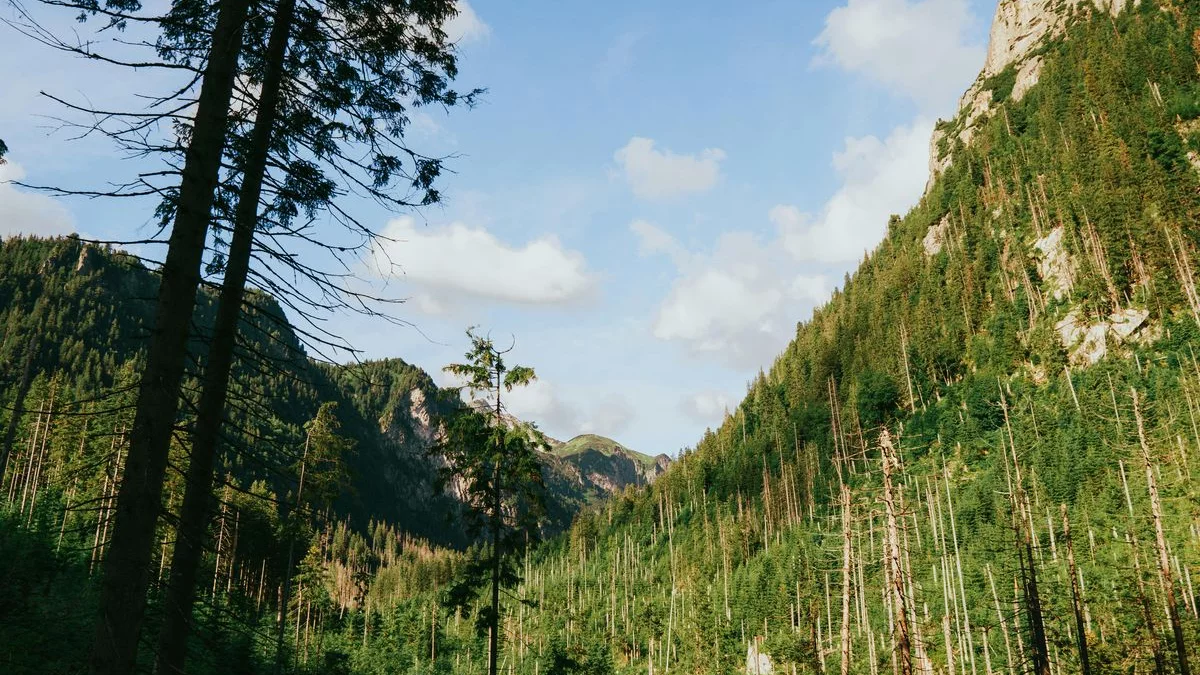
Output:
left=578, top=393, right=635, bottom=437
left=371, top=217, right=594, bottom=310
left=0, top=162, right=74, bottom=238
left=635, top=219, right=829, bottom=368
left=505, top=378, right=580, bottom=436
left=776, top=119, right=933, bottom=263
left=631, top=218, right=687, bottom=264
left=614, top=137, right=725, bottom=200
left=504, top=380, right=635, bottom=440
left=814, top=0, right=983, bottom=111
left=680, top=391, right=735, bottom=425
left=445, top=1, right=490, bottom=44
left=595, top=30, right=643, bottom=87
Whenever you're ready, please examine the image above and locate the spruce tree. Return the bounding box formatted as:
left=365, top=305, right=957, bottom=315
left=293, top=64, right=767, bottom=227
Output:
left=438, top=329, right=547, bottom=675
left=154, top=0, right=474, bottom=668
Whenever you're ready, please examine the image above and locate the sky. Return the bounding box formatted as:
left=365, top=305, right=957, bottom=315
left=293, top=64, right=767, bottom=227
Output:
left=0, top=0, right=998, bottom=456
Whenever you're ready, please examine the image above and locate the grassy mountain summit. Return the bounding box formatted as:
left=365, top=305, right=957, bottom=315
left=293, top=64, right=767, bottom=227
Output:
left=547, top=433, right=671, bottom=497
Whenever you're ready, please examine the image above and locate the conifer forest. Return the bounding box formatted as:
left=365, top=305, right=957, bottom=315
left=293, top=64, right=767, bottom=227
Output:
left=4, top=0, right=1200, bottom=674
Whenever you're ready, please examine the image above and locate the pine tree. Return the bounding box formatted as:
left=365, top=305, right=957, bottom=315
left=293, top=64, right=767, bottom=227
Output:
left=437, top=329, right=547, bottom=675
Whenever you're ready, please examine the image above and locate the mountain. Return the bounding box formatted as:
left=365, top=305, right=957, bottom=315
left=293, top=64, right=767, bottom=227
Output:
left=7, top=1, right=1200, bottom=674
left=437, top=1, right=1200, bottom=673
left=545, top=433, right=671, bottom=497
left=0, top=235, right=646, bottom=541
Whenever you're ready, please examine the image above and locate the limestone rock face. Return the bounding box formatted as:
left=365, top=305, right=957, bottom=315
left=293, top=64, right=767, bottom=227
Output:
left=1055, top=307, right=1154, bottom=366
left=927, top=0, right=1137, bottom=189
left=745, top=640, right=772, bottom=675
left=923, top=216, right=951, bottom=256
left=1011, top=55, right=1044, bottom=102
left=75, top=245, right=100, bottom=274
left=1034, top=226, right=1075, bottom=301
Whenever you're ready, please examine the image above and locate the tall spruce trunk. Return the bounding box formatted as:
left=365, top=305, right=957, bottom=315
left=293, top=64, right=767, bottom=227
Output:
left=489, top=388, right=503, bottom=675
left=1060, top=505, right=1090, bottom=675
left=879, top=430, right=912, bottom=675
left=89, top=0, right=252, bottom=672
left=276, top=433, right=310, bottom=672
left=153, top=1, right=297, bottom=671
left=1132, top=388, right=1191, bottom=675
left=490, top=464, right=501, bottom=675
left=1000, top=385, right=1050, bottom=675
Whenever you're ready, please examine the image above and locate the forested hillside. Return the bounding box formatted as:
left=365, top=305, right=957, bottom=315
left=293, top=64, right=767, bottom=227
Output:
left=5, top=0, right=1200, bottom=674
left=307, top=1, right=1200, bottom=673
left=0, top=235, right=656, bottom=672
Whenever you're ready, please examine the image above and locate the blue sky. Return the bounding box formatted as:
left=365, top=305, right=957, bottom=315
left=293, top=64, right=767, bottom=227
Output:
left=1, top=0, right=997, bottom=455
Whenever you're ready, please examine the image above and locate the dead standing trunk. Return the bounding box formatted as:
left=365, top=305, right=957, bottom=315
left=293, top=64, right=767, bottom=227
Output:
left=1132, top=388, right=1191, bottom=675
left=1060, top=505, right=1090, bottom=675
left=880, top=430, right=912, bottom=675
left=88, top=0, right=253, bottom=671
left=153, top=0, right=298, bottom=671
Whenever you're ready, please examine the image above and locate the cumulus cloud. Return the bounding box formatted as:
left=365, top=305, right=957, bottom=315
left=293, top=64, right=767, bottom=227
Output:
left=504, top=380, right=636, bottom=440
left=814, top=0, right=983, bottom=111
left=578, top=393, right=635, bottom=437
left=775, top=119, right=933, bottom=263
left=614, top=137, right=725, bottom=200
left=505, top=378, right=580, bottom=436
left=680, top=391, right=735, bottom=425
left=445, top=1, right=490, bottom=44
left=634, top=219, right=829, bottom=368
left=0, top=162, right=74, bottom=238
left=371, top=217, right=594, bottom=311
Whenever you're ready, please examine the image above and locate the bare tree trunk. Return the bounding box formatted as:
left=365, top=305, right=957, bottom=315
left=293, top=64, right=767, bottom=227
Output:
left=999, top=386, right=1049, bottom=675
left=880, top=430, right=912, bottom=675
left=276, top=433, right=310, bottom=672
left=88, top=0, right=253, bottom=672
left=1132, top=388, right=1191, bottom=675
left=1121, top=460, right=1168, bottom=675
left=840, top=480, right=853, bottom=675
left=1060, top=505, right=1090, bottom=675
left=153, top=0, right=296, bottom=669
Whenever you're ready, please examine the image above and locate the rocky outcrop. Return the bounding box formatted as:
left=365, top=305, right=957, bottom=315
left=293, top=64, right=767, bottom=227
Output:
left=75, top=244, right=100, bottom=274
left=1033, top=226, right=1075, bottom=301
left=928, top=0, right=1137, bottom=190
left=746, top=638, right=772, bottom=675
left=549, top=434, right=670, bottom=501
left=1011, top=55, right=1044, bottom=102
left=923, top=215, right=951, bottom=256
left=1055, top=307, right=1152, bottom=366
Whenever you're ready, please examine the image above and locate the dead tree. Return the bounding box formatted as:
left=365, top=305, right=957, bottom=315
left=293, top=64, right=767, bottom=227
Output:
left=1060, top=505, right=1090, bottom=675
left=880, top=429, right=912, bottom=675
left=1132, top=388, right=1191, bottom=675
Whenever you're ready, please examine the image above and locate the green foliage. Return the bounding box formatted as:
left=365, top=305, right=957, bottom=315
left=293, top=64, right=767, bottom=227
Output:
left=985, top=63, right=1018, bottom=103
left=436, top=329, right=547, bottom=672
left=854, top=369, right=901, bottom=430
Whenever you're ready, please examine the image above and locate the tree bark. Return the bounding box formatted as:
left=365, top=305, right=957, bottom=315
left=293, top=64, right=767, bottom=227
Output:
left=1132, top=388, right=1191, bottom=675
left=1061, top=505, right=1090, bottom=675
left=879, top=430, right=912, bottom=675
left=153, top=0, right=296, bottom=670
left=88, top=0, right=253, bottom=671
